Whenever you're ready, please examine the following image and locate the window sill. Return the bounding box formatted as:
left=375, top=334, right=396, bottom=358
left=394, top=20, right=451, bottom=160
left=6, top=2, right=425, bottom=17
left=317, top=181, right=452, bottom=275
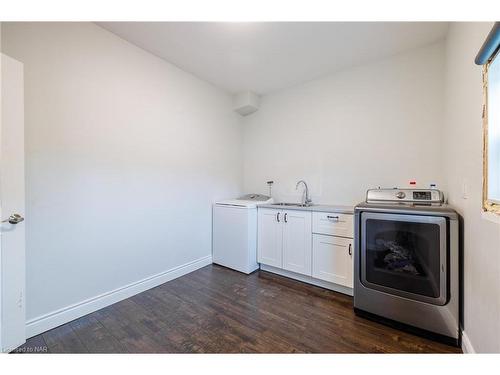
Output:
left=481, top=210, right=500, bottom=224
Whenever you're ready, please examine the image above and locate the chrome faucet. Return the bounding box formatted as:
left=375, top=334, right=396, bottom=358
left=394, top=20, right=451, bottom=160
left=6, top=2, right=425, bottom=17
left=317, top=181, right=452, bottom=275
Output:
left=296, top=180, right=312, bottom=206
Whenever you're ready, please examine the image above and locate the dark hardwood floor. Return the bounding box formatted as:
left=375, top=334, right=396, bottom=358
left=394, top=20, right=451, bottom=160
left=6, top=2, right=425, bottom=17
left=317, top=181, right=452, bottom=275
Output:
left=13, top=264, right=461, bottom=353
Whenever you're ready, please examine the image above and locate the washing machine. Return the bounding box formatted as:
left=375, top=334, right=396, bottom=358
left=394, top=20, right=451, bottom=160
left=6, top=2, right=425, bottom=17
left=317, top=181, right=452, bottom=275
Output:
left=213, top=194, right=273, bottom=274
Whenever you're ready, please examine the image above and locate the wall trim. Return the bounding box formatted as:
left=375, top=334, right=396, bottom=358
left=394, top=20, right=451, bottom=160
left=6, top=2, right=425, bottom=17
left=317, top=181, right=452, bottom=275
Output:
left=461, top=331, right=476, bottom=353
left=481, top=210, right=500, bottom=224
left=25, top=255, right=212, bottom=338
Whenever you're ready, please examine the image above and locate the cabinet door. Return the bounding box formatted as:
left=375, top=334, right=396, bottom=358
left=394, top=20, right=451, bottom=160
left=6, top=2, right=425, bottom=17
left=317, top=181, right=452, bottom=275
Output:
left=282, top=210, right=312, bottom=276
left=312, top=234, right=353, bottom=287
left=257, top=209, right=283, bottom=268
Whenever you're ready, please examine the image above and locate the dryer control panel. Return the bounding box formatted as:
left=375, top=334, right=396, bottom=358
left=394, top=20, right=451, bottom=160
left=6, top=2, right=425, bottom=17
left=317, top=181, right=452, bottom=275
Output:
left=366, top=188, right=444, bottom=205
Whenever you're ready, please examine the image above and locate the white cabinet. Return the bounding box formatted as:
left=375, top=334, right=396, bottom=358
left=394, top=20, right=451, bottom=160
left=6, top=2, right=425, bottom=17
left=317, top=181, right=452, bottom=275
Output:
left=258, top=207, right=354, bottom=294
left=257, top=208, right=312, bottom=276
left=312, top=234, right=353, bottom=288
left=282, top=210, right=312, bottom=276
left=257, top=208, right=283, bottom=268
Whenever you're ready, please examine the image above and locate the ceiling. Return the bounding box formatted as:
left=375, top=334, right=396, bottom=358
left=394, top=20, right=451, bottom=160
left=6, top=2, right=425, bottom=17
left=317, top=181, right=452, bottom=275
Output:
left=97, top=22, right=449, bottom=95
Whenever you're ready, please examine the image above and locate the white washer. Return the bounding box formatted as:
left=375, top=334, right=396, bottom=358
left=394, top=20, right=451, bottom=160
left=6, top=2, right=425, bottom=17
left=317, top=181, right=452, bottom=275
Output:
left=212, top=194, right=273, bottom=274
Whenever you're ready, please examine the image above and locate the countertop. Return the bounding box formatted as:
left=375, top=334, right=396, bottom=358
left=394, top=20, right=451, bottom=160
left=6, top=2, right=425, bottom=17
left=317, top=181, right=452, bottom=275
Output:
left=259, top=203, right=354, bottom=214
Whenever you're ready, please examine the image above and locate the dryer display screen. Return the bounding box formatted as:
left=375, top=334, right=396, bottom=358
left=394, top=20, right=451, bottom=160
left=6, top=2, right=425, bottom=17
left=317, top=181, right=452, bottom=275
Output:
left=413, top=191, right=431, bottom=200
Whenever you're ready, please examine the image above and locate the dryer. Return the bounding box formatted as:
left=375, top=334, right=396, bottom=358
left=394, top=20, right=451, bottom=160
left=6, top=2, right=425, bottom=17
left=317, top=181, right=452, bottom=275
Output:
left=354, top=188, right=460, bottom=346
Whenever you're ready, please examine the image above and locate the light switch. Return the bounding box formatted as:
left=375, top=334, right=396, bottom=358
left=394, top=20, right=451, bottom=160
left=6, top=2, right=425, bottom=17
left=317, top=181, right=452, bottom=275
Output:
left=462, top=181, right=469, bottom=199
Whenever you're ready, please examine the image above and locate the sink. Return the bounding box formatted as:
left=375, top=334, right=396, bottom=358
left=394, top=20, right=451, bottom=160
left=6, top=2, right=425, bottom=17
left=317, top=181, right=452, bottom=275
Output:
left=271, top=202, right=314, bottom=207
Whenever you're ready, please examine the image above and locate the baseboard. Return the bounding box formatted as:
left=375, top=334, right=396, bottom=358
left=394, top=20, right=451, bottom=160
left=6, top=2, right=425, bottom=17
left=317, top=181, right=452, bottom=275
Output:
left=25, top=255, right=212, bottom=338
left=260, top=264, right=354, bottom=296
left=461, top=331, right=476, bottom=353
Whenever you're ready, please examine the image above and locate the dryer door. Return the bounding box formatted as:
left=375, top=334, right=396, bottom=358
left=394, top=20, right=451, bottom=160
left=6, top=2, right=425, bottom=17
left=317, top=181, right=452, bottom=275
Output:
left=360, top=212, right=447, bottom=306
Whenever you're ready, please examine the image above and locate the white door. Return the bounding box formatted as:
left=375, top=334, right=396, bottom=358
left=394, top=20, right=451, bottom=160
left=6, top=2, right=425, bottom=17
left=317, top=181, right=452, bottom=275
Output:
left=312, top=234, right=353, bottom=287
left=257, top=208, right=283, bottom=268
left=0, top=54, right=26, bottom=352
left=282, top=210, right=312, bottom=276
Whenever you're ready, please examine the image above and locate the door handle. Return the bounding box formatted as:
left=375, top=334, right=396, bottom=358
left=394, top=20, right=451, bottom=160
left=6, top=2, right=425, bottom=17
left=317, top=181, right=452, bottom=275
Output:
left=327, top=215, right=339, bottom=221
left=284, top=213, right=288, bottom=223
left=1, top=213, right=24, bottom=225
left=276, top=212, right=280, bottom=223
left=348, top=243, right=352, bottom=256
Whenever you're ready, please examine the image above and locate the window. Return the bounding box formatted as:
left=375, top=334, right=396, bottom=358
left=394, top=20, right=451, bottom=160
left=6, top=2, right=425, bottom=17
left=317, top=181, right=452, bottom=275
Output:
left=484, top=52, right=500, bottom=213
left=479, top=23, right=500, bottom=214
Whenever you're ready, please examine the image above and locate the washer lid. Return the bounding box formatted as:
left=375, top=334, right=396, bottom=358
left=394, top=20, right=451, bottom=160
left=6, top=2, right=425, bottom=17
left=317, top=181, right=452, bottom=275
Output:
left=215, top=194, right=273, bottom=208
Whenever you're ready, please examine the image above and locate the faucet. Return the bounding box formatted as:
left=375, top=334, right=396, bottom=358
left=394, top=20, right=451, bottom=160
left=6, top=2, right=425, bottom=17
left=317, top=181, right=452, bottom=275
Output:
left=296, top=180, right=312, bottom=206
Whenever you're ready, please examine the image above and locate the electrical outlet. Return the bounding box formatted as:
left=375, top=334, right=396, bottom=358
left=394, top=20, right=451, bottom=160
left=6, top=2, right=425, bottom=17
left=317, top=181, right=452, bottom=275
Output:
left=17, top=291, right=23, bottom=309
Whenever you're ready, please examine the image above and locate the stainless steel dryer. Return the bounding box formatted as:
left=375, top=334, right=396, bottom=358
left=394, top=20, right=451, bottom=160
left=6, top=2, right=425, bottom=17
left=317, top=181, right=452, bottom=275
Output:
left=354, top=188, right=460, bottom=346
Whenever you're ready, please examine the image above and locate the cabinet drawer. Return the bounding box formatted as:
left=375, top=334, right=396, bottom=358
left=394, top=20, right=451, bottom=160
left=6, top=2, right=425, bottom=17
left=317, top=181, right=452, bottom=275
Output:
left=312, top=212, right=353, bottom=238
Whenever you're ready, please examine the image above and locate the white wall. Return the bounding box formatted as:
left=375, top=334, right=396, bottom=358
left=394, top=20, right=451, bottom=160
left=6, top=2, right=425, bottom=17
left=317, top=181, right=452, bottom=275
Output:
left=0, top=20, right=3, bottom=349
left=1, top=22, right=242, bottom=330
left=243, top=42, right=446, bottom=205
left=3, top=21, right=499, bottom=353
left=444, top=22, right=500, bottom=353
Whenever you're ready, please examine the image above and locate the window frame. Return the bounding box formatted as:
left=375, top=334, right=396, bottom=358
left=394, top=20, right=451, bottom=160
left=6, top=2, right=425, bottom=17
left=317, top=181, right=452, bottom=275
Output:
left=483, top=54, right=500, bottom=214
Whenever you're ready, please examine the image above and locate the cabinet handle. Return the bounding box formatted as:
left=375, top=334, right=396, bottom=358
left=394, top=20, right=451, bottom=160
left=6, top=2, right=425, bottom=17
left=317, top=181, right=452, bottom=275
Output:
left=276, top=212, right=280, bottom=222
left=284, top=213, right=288, bottom=223
left=348, top=243, right=352, bottom=256
left=327, top=215, right=339, bottom=221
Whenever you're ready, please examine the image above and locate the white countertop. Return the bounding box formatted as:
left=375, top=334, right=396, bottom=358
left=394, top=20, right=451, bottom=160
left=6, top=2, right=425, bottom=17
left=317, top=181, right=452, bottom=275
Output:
left=259, top=203, right=354, bottom=214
